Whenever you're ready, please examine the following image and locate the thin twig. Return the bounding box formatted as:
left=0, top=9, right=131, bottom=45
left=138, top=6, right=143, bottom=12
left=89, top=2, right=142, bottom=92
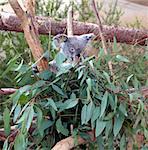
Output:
left=90, top=0, right=114, bottom=77
left=67, top=1, right=73, bottom=36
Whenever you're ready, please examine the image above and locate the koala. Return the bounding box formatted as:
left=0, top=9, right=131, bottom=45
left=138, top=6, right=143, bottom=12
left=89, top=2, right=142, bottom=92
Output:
left=32, top=33, right=95, bottom=74
left=53, top=33, right=94, bottom=60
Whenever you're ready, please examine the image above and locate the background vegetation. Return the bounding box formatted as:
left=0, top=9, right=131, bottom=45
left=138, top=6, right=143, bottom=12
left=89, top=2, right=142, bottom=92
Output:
left=0, top=0, right=147, bottom=149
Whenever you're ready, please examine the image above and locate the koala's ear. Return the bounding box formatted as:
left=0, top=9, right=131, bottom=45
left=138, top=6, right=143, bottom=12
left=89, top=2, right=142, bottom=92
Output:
left=81, top=33, right=95, bottom=41
left=53, top=34, right=68, bottom=48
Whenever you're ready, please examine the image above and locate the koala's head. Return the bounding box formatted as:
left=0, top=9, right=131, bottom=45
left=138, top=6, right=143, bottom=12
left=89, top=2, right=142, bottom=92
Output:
left=53, top=33, right=94, bottom=59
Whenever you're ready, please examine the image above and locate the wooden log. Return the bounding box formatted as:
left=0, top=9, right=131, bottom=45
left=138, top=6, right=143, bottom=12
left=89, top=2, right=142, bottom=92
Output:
left=0, top=12, right=148, bottom=45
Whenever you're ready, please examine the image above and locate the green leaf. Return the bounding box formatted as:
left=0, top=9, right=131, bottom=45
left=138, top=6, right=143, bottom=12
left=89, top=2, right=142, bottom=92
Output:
left=78, top=70, right=83, bottom=79
left=32, top=80, right=46, bottom=89
left=38, top=119, right=53, bottom=136
left=13, top=104, right=21, bottom=122
left=105, top=120, right=112, bottom=137
left=86, top=78, right=92, bottom=91
left=113, top=113, right=125, bottom=136
left=26, top=105, right=34, bottom=131
left=3, top=107, right=11, bottom=136
left=119, top=103, right=127, bottom=116
left=113, top=36, right=117, bottom=52
left=70, top=93, right=76, bottom=99
left=81, top=104, right=87, bottom=125
left=95, top=119, right=106, bottom=137
left=108, top=134, right=114, bottom=149
left=100, top=91, right=108, bottom=117
left=85, top=102, right=94, bottom=123
left=35, top=106, right=43, bottom=128
left=46, top=98, right=58, bottom=111
left=56, top=63, right=73, bottom=77
left=120, top=134, right=126, bottom=150
left=38, top=70, right=52, bottom=80
left=39, top=119, right=53, bottom=136
left=64, top=99, right=78, bottom=109
left=91, top=106, right=101, bottom=122
left=97, top=135, right=104, bottom=150
left=103, top=71, right=111, bottom=83
left=52, top=84, right=64, bottom=95
left=104, top=112, right=115, bottom=120
left=126, top=74, right=134, bottom=83
left=16, top=105, right=34, bottom=131
left=15, top=59, right=24, bottom=71
left=56, top=118, right=69, bottom=136
left=55, top=52, right=66, bottom=65
left=14, top=133, right=26, bottom=150
left=43, top=50, right=50, bottom=60
left=2, top=139, right=9, bottom=150
left=116, top=55, right=130, bottom=63
left=58, top=99, right=78, bottom=112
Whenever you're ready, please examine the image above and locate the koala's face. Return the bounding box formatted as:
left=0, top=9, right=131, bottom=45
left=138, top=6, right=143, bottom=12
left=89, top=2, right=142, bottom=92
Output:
left=53, top=33, right=94, bottom=60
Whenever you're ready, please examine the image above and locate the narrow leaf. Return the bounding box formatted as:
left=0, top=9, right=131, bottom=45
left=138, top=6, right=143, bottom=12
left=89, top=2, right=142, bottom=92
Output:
left=81, top=104, right=87, bottom=125
left=3, top=107, right=10, bottom=136
left=13, top=104, right=21, bottom=122
left=100, top=91, right=108, bottom=117
left=91, top=106, right=101, bottom=122
left=46, top=98, right=58, bottom=111
left=52, top=84, right=64, bottom=95
left=56, top=118, right=69, bottom=136
left=26, top=105, right=34, bottom=131
left=116, top=55, right=130, bottom=63
left=113, top=113, right=125, bottom=136
left=86, top=78, right=92, bottom=91
left=96, top=119, right=106, bottom=137
left=86, top=102, right=94, bottom=123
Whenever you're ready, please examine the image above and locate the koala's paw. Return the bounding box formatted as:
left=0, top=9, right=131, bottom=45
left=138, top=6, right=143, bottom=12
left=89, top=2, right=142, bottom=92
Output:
left=49, top=60, right=59, bottom=73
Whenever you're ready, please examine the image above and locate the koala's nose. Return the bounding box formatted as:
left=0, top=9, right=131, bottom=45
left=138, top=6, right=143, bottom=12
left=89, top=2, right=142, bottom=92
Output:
left=85, top=33, right=94, bottom=41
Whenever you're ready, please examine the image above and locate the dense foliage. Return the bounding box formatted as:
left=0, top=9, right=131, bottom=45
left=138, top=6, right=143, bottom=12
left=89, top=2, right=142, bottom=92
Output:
left=0, top=0, right=147, bottom=149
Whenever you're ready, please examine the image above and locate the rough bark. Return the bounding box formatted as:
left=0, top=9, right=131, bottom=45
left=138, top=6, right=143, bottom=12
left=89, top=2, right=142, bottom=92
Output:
left=0, top=88, right=17, bottom=95
left=0, top=12, right=148, bottom=46
left=51, top=131, right=95, bottom=150
left=8, top=0, right=49, bottom=72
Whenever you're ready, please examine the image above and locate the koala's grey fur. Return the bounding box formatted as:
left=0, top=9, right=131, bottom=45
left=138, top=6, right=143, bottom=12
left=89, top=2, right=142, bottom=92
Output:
left=53, top=33, right=94, bottom=60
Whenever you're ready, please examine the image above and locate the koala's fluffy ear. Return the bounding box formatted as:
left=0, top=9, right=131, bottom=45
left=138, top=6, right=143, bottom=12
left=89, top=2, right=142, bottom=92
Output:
left=53, top=34, right=68, bottom=48
left=80, top=33, right=95, bottom=41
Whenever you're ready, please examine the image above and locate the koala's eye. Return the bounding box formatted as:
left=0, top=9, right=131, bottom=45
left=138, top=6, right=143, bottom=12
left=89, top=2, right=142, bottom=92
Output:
left=70, top=48, right=75, bottom=52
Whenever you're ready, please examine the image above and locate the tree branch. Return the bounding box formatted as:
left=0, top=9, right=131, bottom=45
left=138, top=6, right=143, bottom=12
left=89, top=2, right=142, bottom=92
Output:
left=90, top=0, right=114, bottom=77
left=51, top=131, right=95, bottom=150
left=8, top=0, right=49, bottom=72
left=0, top=12, right=147, bottom=46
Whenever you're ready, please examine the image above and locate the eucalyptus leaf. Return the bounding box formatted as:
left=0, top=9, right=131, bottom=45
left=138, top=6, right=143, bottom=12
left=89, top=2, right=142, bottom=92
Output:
left=86, top=78, right=92, bottom=91
left=35, top=106, right=43, bottom=128
left=113, top=113, right=125, bottom=136
left=2, top=139, right=9, bottom=150
left=78, top=70, right=83, bottom=79
left=96, top=119, right=106, bottom=137
left=13, top=104, right=21, bottom=122
left=3, top=107, right=11, bottom=136
left=85, top=102, right=94, bottom=123
left=56, top=118, right=69, bottom=136
left=91, top=106, right=101, bottom=122
left=26, top=105, right=34, bottom=131
left=52, top=84, right=64, bottom=95
left=46, top=98, right=58, bottom=111
left=81, top=104, right=87, bottom=125
left=100, top=91, right=108, bottom=117
left=55, top=52, right=66, bottom=65
left=120, top=134, right=126, bottom=150
left=14, top=133, right=27, bottom=150
left=116, top=55, right=130, bottom=63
